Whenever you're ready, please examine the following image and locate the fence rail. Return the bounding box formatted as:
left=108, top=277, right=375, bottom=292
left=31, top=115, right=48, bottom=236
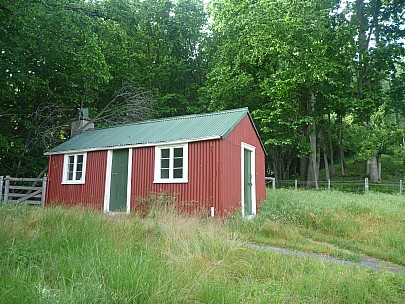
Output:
left=0, top=176, right=47, bottom=206
left=266, top=177, right=404, bottom=195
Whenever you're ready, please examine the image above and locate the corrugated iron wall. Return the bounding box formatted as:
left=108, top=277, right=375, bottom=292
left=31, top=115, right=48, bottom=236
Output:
left=219, top=115, right=266, bottom=215
left=131, top=140, right=220, bottom=215
left=45, top=113, right=265, bottom=216
left=46, top=151, right=107, bottom=210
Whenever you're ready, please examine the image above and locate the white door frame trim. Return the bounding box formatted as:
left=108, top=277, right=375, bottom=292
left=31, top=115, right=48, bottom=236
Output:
left=241, top=142, right=256, bottom=218
left=103, top=149, right=132, bottom=213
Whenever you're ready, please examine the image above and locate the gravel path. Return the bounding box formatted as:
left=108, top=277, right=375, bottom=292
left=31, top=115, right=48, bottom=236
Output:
left=250, top=244, right=405, bottom=275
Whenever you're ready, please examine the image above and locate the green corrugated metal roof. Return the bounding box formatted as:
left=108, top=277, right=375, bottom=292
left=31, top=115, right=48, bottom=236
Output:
left=47, top=108, right=257, bottom=155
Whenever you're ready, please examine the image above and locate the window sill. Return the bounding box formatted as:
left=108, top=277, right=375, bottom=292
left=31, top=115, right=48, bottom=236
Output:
left=153, top=179, right=188, bottom=184
left=61, top=180, right=86, bottom=185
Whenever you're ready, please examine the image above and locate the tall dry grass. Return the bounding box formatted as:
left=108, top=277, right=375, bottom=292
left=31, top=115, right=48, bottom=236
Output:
left=1, top=192, right=404, bottom=303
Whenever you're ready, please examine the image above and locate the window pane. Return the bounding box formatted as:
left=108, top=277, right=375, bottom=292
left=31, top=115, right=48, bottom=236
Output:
left=161, top=159, right=169, bottom=169
left=161, top=148, right=170, bottom=158
left=67, top=156, right=74, bottom=180
left=68, top=156, right=74, bottom=168
left=174, top=158, right=183, bottom=168
left=173, top=168, right=183, bottom=178
left=161, top=169, right=169, bottom=179
left=76, top=163, right=83, bottom=172
left=76, top=171, right=82, bottom=180
left=77, top=154, right=83, bottom=164
left=174, top=148, right=183, bottom=157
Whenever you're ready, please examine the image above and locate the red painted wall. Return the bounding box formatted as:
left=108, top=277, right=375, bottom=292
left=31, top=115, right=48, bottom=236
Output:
left=46, top=151, right=107, bottom=210
left=130, top=140, right=220, bottom=215
left=219, top=115, right=266, bottom=215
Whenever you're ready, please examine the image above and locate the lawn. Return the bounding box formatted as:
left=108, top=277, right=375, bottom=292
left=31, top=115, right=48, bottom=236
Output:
left=0, top=190, right=404, bottom=303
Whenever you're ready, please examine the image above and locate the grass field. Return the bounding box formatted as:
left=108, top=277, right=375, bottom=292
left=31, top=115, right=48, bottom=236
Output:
left=1, top=190, right=404, bottom=303
left=232, top=190, right=405, bottom=265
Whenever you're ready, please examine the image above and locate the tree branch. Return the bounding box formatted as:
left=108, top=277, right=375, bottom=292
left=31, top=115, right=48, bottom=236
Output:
left=43, top=0, right=118, bottom=22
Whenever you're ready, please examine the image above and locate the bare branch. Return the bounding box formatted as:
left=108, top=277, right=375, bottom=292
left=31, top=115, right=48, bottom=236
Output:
left=75, top=84, right=154, bottom=135
left=31, top=100, right=72, bottom=149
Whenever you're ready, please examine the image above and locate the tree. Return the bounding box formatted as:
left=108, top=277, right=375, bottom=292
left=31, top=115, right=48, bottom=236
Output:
left=205, top=0, right=356, bottom=184
left=352, top=0, right=405, bottom=181
left=352, top=104, right=403, bottom=181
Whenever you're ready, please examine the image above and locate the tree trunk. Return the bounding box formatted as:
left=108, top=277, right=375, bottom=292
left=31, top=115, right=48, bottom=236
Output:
left=300, top=157, right=309, bottom=182
left=271, top=149, right=284, bottom=181
left=370, top=155, right=380, bottom=182
left=321, top=129, right=330, bottom=181
left=307, top=91, right=319, bottom=188
left=338, top=113, right=345, bottom=176
left=356, top=0, right=368, bottom=102
left=307, top=132, right=319, bottom=188
left=285, top=159, right=292, bottom=180
left=327, top=113, right=335, bottom=177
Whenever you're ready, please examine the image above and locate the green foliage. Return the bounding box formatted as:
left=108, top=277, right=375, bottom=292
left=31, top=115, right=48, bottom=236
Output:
left=204, top=0, right=404, bottom=180
left=1, top=0, right=404, bottom=182
left=0, top=0, right=208, bottom=176
left=351, top=104, right=404, bottom=161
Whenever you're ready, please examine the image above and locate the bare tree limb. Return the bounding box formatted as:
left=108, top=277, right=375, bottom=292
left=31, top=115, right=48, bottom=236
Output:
left=74, top=84, right=154, bottom=135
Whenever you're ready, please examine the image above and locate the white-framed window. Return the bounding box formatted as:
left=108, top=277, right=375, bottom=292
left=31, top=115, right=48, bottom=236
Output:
left=154, top=144, right=188, bottom=183
left=62, top=153, right=87, bottom=184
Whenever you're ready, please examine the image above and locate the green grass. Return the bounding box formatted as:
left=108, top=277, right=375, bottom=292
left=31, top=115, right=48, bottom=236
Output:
left=1, top=192, right=405, bottom=303
left=232, top=189, right=405, bottom=265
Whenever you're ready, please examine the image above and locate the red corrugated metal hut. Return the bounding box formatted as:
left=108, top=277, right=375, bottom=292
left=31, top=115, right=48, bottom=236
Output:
left=45, top=108, right=266, bottom=217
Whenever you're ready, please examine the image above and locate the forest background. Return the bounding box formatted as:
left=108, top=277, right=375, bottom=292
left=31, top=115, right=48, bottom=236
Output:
left=0, top=0, right=404, bottom=186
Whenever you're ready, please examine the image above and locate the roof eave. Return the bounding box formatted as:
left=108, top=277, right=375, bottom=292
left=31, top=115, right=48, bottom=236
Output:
left=45, top=135, right=222, bottom=156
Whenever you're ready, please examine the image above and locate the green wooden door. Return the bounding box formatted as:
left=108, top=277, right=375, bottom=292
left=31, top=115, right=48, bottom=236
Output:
left=244, top=149, right=253, bottom=216
left=109, top=149, right=129, bottom=212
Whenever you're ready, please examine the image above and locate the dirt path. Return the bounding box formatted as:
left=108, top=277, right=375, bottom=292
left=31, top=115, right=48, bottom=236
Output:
left=250, top=244, right=405, bottom=275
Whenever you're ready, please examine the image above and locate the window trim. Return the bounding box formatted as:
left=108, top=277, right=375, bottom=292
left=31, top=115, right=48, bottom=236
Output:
left=62, top=153, right=87, bottom=184
left=153, top=144, right=188, bottom=183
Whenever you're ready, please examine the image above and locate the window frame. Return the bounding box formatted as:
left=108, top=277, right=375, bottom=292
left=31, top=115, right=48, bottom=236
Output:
left=154, top=144, right=188, bottom=183
left=62, top=153, right=87, bottom=184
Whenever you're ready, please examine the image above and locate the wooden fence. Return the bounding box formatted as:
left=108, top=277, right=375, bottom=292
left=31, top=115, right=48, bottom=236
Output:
left=0, top=176, right=47, bottom=206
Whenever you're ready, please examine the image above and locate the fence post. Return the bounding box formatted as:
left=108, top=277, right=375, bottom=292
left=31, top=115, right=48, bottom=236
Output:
left=400, top=180, right=403, bottom=195
left=41, top=176, right=47, bottom=206
left=4, top=176, right=10, bottom=202
left=269, top=177, right=276, bottom=189
left=295, top=179, right=298, bottom=190
left=328, top=179, right=331, bottom=191
left=365, top=178, right=369, bottom=193
left=0, top=176, right=3, bottom=205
